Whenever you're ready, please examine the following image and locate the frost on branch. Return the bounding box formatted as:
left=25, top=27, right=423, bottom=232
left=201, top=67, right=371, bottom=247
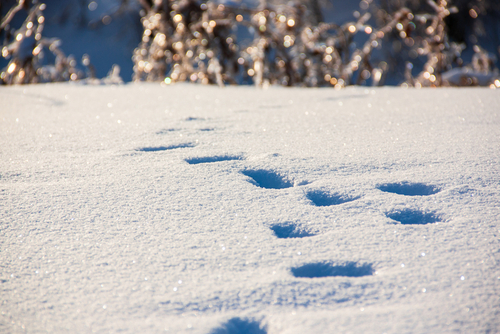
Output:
left=131, top=0, right=499, bottom=87
left=2, top=0, right=499, bottom=87
left=0, top=1, right=84, bottom=84
left=0, top=0, right=124, bottom=85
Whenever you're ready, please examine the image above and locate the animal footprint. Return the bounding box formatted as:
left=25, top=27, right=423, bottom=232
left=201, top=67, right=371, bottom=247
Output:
left=306, top=190, right=359, bottom=206
left=386, top=209, right=441, bottom=225
left=0, top=172, right=21, bottom=180
left=155, top=128, right=180, bottom=134
left=242, top=169, right=293, bottom=189
left=291, top=261, right=374, bottom=278
left=270, top=222, right=314, bottom=238
left=185, top=116, right=206, bottom=121
left=136, top=143, right=195, bottom=152
left=185, top=155, right=243, bottom=165
left=209, top=317, right=267, bottom=334
left=377, top=182, right=440, bottom=196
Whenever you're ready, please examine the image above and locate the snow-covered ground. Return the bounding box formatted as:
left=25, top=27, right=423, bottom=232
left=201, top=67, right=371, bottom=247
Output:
left=1, top=83, right=499, bottom=333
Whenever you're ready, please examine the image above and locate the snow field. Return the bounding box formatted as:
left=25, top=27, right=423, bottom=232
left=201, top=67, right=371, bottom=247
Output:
left=1, top=83, right=499, bottom=333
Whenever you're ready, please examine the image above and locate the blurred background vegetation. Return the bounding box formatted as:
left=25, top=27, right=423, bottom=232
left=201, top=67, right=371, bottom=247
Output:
left=1, top=0, right=499, bottom=87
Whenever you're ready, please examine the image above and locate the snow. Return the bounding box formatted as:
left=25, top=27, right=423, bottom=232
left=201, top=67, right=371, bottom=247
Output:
left=1, top=83, right=499, bottom=333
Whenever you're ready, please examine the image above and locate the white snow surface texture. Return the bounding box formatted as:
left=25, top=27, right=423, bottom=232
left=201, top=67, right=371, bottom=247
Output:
left=1, top=84, right=499, bottom=334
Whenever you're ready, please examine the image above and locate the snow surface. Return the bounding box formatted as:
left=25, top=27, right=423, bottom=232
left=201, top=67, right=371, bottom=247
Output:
left=1, top=83, right=500, bottom=333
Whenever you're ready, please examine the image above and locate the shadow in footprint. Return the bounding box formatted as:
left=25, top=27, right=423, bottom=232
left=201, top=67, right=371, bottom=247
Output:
left=209, top=317, right=267, bottom=334
left=185, top=117, right=206, bottom=121
left=136, top=143, right=195, bottom=152
left=386, top=209, right=441, bottom=225
left=186, top=155, right=243, bottom=164
left=306, top=190, right=359, bottom=206
left=0, top=172, right=21, bottom=180
left=156, top=128, right=180, bottom=134
left=242, top=169, right=293, bottom=189
left=377, top=182, right=440, bottom=196
left=270, top=222, right=314, bottom=238
left=291, top=262, right=374, bottom=278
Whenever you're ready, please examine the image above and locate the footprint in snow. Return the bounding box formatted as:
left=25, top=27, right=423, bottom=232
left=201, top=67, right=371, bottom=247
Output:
left=155, top=128, right=180, bottom=134
left=136, top=143, right=195, bottom=152
left=241, top=169, right=294, bottom=189
left=209, top=317, right=267, bottom=334
left=306, top=189, right=360, bottom=206
left=185, top=116, right=206, bottom=121
left=291, top=261, right=374, bottom=278
left=0, top=172, right=21, bottom=180
left=377, top=182, right=441, bottom=196
left=386, top=209, right=441, bottom=225
left=270, top=222, right=315, bottom=239
left=185, top=155, right=243, bottom=164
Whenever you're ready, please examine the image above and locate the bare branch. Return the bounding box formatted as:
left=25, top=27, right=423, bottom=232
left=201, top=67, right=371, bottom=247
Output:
left=1, top=0, right=26, bottom=31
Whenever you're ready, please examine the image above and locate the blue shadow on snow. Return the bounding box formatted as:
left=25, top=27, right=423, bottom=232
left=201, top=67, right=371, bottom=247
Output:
left=185, top=155, right=243, bottom=164
left=241, top=169, right=293, bottom=189
left=185, top=117, right=206, bottom=121
left=386, top=209, right=441, bottom=225
left=270, top=222, right=315, bottom=238
left=155, top=128, right=180, bottom=134
left=209, top=317, right=267, bottom=334
left=291, top=261, right=374, bottom=278
left=377, top=182, right=440, bottom=196
left=136, top=143, right=195, bottom=152
left=306, top=190, right=359, bottom=206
